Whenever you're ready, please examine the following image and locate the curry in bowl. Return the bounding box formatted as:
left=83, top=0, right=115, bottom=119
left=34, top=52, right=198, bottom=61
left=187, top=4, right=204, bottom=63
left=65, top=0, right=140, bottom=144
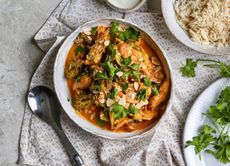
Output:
left=64, top=22, right=170, bottom=132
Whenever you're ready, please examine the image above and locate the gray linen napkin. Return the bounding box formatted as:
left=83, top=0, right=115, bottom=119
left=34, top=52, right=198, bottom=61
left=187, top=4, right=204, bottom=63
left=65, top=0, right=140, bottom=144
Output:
left=18, top=0, right=230, bottom=165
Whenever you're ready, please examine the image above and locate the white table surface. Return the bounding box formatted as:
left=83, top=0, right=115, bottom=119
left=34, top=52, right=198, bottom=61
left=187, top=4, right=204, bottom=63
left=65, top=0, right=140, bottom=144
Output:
left=0, top=0, right=160, bottom=165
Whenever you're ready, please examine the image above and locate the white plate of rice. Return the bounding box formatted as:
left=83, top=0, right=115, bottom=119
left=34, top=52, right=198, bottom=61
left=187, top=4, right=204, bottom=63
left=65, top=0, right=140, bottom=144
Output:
left=162, top=0, right=230, bottom=55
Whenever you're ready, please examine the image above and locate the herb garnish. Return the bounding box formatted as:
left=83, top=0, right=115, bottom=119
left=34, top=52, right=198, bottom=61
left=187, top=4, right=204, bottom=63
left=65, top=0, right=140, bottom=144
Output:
left=122, top=57, right=132, bottom=66
left=137, top=89, right=146, bottom=101
left=121, top=83, right=129, bottom=92
left=101, top=61, right=117, bottom=78
left=96, top=119, right=105, bottom=127
left=95, top=72, right=108, bottom=80
left=108, top=88, right=118, bottom=99
left=112, top=103, right=128, bottom=119
left=91, top=27, right=98, bottom=35
left=143, top=77, right=151, bottom=86
left=180, top=58, right=230, bottom=78
left=120, top=27, right=140, bottom=41
left=75, top=46, right=88, bottom=55
left=129, top=104, right=139, bottom=114
left=185, top=86, right=230, bottom=163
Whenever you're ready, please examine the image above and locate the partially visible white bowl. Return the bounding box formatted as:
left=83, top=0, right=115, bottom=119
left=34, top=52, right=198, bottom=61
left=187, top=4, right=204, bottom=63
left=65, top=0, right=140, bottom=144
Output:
left=162, top=0, right=230, bottom=55
left=54, top=18, right=173, bottom=140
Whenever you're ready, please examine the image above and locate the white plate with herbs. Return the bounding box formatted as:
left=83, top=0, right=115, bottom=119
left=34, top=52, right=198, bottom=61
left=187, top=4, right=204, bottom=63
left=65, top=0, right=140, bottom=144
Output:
left=183, top=77, right=230, bottom=166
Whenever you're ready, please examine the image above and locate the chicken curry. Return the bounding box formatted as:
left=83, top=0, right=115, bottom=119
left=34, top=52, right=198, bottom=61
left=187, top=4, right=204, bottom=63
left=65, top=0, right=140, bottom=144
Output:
left=64, top=22, right=170, bottom=132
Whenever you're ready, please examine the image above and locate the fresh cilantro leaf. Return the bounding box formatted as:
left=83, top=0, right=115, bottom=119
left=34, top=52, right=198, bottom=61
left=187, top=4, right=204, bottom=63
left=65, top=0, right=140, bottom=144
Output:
left=107, top=44, right=116, bottom=59
left=129, top=104, right=139, bottom=114
left=75, top=46, right=88, bottom=55
left=96, top=119, right=105, bottom=127
left=180, top=58, right=197, bottom=77
left=111, top=103, right=128, bottom=119
left=180, top=58, right=230, bottom=78
left=185, top=125, right=215, bottom=159
left=91, top=27, right=98, bottom=35
left=144, top=77, right=151, bottom=86
left=108, top=88, right=118, bottom=99
left=132, top=70, right=140, bottom=82
left=153, top=85, right=159, bottom=96
left=137, top=89, right=146, bottom=101
left=119, top=27, right=140, bottom=41
left=121, top=83, right=129, bottom=92
left=101, top=61, right=117, bottom=78
left=122, top=57, right=132, bottom=66
left=95, top=72, right=108, bottom=80
left=207, top=86, right=230, bottom=126
left=111, top=22, right=119, bottom=38
left=130, top=64, right=139, bottom=70
left=123, top=70, right=132, bottom=80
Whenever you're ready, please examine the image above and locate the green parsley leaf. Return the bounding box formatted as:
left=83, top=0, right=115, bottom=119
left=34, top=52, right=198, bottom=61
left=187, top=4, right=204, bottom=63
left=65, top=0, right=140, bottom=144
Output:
left=129, top=104, right=139, bottom=114
left=130, top=64, right=140, bottom=70
left=137, top=89, right=146, bottom=101
left=95, top=72, right=108, bottom=80
left=153, top=85, right=159, bottom=96
left=96, top=119, right=105, bottom=127
left=112, top=103, right=128, bottom=119
left=119, top=27, right=140, bottom=41
left=101, top=61, right=117, bottom=78
left=144, top=77, right=151, bottom=86
left=180, top=58, right=198, bottom=77
left=207, top=86, right=230, bottom=126
left=121, top=83, right=129, bottom=92
left=123, top=70, right=132, bottom=80
left=180, top=58, right=230, bottom=78
left=108, top=88, right=118, bottom=99
left=132, top=70, right=140, bottom=82
left=111, top=22, right=119, bottom=38
left=122, top=57, right=132, bottom=66
left=185, top=86, right=230, bottom=164
left=75, top=46, right=88, bottom=55
left=107, top=44, right=116, bottom=59
left=185, top=125, right=215, bottom=159
left=91, top=27, right=98, bottom=35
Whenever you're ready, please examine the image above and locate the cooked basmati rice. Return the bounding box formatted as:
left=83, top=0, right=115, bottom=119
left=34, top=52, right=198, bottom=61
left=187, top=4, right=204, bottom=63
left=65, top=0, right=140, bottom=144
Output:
left=174, top=0, right=230, bottom=47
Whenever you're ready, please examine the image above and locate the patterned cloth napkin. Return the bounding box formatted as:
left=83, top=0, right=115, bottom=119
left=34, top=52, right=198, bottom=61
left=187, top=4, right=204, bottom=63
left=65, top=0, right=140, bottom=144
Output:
left=18, top=0, right=230, bottom=165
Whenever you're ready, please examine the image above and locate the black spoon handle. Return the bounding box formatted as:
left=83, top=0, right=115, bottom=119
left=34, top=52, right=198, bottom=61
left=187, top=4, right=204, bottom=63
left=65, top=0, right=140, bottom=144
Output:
left=53, top=125, right=85, bottom=166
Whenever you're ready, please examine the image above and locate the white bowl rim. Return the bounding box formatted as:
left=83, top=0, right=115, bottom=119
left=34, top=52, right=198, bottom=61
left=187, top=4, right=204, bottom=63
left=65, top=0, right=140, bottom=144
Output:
left=53, top=18, right=174, bottom=140
left=161, top=0, right=230, bottom=56
left=104, top=0, right=147, bottom=13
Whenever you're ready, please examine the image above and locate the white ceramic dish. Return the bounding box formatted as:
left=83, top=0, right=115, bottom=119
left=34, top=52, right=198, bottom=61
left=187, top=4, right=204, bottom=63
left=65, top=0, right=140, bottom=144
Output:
left=104, top=0, right=146, bottom=13
left=54, top=18, right=173, bottom=140
left=183, top=77, right=230, bottom=166
left=161, top=0, right=230, bottom=55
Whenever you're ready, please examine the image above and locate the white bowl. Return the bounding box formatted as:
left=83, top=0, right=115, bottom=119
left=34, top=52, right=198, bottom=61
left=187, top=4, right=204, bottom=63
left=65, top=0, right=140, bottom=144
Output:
left=104, top=0, right=147, bottom=13
left=162, top=0, right=230, bottom=55
left=54, top=18, right=173, bottom=139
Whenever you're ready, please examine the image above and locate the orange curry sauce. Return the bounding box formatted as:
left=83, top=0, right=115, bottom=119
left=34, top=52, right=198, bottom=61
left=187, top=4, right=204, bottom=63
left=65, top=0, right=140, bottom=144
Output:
left=66, top=39, right=164, bottom=132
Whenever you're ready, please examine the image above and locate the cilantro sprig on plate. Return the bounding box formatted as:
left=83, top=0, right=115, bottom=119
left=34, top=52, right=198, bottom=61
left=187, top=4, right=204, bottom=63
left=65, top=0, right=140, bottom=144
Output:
left=185, top=86, right=230, bottom=164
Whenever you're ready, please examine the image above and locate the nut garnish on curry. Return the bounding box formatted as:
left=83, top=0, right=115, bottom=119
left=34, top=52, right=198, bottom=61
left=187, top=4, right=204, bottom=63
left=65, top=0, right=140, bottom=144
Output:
left=64, top=22, right=170, bottom=132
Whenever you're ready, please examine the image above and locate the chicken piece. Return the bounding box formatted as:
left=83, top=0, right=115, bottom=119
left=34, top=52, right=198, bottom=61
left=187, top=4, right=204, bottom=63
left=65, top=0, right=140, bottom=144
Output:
left=85, top=27, right=110, bottom=65
left=139, top=106, right=158, bottom=120
left=85, top=43, right=105, bottom=64
left=118, top=41, right=132, bottom=58
left=73, top=75, right=92, bottom=90
left=148, top=78, right=170, bottom=110
left=140, top=48, right=165, bottom=83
